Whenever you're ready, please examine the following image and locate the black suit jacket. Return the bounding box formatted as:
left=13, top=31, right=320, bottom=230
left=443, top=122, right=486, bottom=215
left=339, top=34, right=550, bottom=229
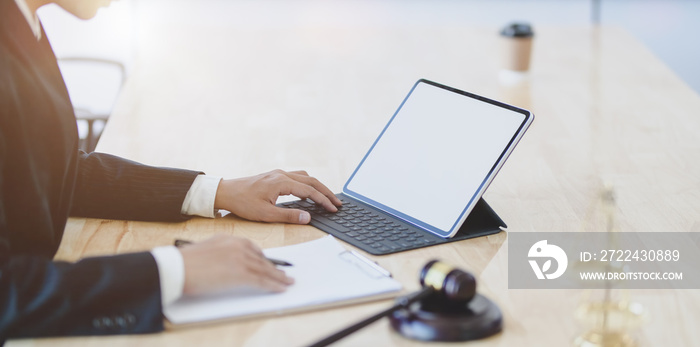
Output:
left=1, top=0, right=201, bottom=340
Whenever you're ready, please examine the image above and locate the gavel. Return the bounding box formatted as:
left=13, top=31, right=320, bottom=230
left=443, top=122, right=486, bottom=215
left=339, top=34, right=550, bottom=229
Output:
left=308, top=260, right=477, bottom=347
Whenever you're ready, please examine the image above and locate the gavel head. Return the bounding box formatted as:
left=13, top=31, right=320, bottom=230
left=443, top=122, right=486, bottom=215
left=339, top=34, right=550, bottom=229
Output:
left=419, top=260, right=476, bottom=302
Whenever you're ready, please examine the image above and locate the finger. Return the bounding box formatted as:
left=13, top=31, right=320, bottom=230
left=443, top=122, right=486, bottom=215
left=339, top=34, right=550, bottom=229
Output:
left=258, top=264, right=295, bottom=285
left=246, top=254, right=295, bottom=286
left=238, top=239, right=266, bottom=258
left=260, top=205, right=311, bottom=224
left=221, top=235, right=265, bottom=259
left=280, top=179, right=338, bottom=212
left=255, top=276, right=291, bottom=293
left=286, top=172, right=343, bottom=207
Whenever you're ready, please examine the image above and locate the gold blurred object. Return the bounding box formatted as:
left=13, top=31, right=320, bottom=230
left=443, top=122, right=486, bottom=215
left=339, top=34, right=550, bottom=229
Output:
left=573, top=186, right=649, bottom=347
left=574, top=290, right=648, bottom=347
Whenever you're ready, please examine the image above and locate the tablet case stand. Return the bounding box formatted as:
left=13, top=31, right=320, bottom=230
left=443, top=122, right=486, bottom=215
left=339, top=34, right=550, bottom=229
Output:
left=440, top=198, right=506, bottom=240
left=308, top=197, right=506, bottom=255
left=403, top=198, right=507, bottom=250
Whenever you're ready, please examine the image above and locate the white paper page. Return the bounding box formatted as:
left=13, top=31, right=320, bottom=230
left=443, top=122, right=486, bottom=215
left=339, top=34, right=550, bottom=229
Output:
left=164, top=236, right=402, bottom=325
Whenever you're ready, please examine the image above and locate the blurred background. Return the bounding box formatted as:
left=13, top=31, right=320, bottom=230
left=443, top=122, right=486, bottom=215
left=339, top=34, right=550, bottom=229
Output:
left=37, top=0, right=700, bottom=151
left=39, top=0, right=700, bottom=92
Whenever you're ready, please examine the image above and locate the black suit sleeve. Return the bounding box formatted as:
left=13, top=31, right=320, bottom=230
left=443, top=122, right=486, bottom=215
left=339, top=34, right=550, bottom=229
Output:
left=70, top=151, right=204, bottom=222
left=0, top=252, right=163, bottom=340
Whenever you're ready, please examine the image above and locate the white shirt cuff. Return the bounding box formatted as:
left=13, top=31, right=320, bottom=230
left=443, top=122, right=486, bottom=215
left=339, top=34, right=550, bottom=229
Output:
left=151, top=246, right=185, bottom=307
left=181, top=175, right=222, bottom=218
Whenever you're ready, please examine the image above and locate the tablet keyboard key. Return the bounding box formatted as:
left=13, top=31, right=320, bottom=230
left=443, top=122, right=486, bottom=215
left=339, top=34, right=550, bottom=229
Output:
left=397, top=240, right=414, bottom=248
left=313, top=219, right=350, bottom=233
left=283, top=197, right=450, bottom=255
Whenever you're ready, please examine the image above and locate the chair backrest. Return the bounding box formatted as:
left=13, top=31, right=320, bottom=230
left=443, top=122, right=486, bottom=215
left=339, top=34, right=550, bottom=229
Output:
left=38, top=1, right=135, bottom=152
left=57, top=57, right=126, bottom=119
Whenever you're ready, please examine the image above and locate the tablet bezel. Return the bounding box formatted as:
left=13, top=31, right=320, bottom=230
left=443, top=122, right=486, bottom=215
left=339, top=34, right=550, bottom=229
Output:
left=342, top=79, right=533, bottom=238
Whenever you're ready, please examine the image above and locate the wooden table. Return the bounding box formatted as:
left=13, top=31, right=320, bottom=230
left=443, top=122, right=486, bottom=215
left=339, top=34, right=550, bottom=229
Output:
left=9, top=24, right=700, bottom=346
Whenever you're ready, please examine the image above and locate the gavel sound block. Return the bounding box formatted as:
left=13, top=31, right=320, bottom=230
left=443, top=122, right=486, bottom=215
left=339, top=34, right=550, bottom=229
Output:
left=308, top=260, right=502, bottom=347
left=389, top=260, right=503, bottom=341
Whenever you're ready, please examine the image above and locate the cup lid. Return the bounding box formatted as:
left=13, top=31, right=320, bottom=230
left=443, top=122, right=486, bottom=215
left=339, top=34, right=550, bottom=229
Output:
left=500, top=22, right=534, bottom=38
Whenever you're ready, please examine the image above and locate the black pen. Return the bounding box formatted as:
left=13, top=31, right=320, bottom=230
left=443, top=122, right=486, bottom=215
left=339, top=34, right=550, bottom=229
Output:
left=173, top=239, right=293, bottom=266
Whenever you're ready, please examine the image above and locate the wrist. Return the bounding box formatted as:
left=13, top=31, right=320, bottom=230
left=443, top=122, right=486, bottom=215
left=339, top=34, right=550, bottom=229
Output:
left=213, top=178, right=230, bottom=210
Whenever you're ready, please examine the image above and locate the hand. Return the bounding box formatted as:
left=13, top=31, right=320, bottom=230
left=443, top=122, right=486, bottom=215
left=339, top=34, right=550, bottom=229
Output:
left=178, top=235, right=294, bottom=296
left=214, top=169, right=342, bottom=224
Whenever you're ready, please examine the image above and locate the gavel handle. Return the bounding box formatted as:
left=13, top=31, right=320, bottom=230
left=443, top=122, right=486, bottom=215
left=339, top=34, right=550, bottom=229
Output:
left=307, top=286, right=435, bottom=347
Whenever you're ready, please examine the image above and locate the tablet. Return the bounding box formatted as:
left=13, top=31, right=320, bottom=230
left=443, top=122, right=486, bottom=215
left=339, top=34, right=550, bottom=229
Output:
left=343, top=79, right=533, bottom=238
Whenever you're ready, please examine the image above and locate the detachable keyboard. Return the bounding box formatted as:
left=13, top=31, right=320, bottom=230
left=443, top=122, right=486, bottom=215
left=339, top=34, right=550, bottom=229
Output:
left=279, top=194, right=506, bottom=255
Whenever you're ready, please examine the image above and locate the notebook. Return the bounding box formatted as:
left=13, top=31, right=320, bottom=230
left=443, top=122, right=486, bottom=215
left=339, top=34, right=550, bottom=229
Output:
left=279, top=79, right=533, bottom=255
left=164, top=236, right=402, bottom=325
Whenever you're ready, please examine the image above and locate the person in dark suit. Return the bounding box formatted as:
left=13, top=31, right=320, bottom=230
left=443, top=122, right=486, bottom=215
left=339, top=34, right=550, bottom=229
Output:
left=0, top=0, right=342, bottom=341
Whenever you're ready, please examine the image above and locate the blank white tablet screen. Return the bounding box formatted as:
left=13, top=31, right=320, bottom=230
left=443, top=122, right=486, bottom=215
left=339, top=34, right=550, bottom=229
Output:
left=345, top=82, right=525, bottom=233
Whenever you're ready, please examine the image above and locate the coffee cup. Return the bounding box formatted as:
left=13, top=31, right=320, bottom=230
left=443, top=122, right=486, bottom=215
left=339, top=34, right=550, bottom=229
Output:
left=500, top=22, right=534, bottom=72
